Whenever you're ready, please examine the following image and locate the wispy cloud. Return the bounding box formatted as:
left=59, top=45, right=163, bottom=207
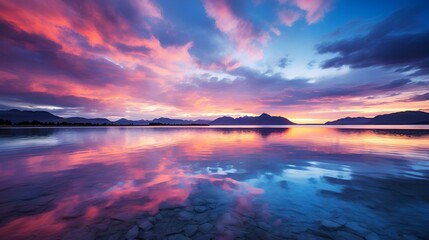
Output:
left=203, top=0, right=268, bottom=60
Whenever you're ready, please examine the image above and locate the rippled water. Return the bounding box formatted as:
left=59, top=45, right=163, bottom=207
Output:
left=0, top=127, right=428, bottom=240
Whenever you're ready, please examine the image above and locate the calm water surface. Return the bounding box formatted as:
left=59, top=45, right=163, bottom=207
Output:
left=0, top=127, right=428, bottom=240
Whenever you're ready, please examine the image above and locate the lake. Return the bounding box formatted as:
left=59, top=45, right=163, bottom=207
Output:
left=0, top=126, right=428, bottom=240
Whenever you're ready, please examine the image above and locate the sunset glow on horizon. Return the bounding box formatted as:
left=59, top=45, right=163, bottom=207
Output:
left=0, top=0, right=428, bottom=123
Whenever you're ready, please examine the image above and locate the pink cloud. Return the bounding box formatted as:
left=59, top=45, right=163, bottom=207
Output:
left=270, top=27, right=281, bottom=36
left=0, top=71, right=19, bottom=81
left=0, top=0, right=199, bottom=117
left=292, top=0, right=331, bottom=24
left=203, top=0, right=267, bottom=60
left=132, top=0, right=162, bottom=19
left=278, top=9, right=301, bottom=27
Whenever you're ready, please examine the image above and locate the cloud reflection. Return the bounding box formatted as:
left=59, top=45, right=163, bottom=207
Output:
left=0, top=127, right=428, bottom=239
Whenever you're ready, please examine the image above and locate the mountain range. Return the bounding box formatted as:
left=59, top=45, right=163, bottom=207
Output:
left=0, top=109, right=211, bottom=125
left=325, top=111, right=429, bottom=125
left=211, top=113, right=295, bottom=125
left=0, top=109, right=428, bottom=125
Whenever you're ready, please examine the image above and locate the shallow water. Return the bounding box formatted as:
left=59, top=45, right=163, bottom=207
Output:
left=0, top=127, right=428, bottom=240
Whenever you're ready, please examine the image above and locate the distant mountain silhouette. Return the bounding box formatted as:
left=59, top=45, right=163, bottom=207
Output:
left=193, top=119, right=212, bottom=125
left=0, top=110, right=114, bottom=125
left=0, top=109, right=210, bottom=126
left=150, top=118, right=210, bottom=125
left=65, top=117, right=112, bottom=125
left=210, top=113, right=295, bottom=125
left=326, top=111, right=429, bottom=125
left=325, top=117, right=371, bottom=125
left=369, top=111, right=429, bottom=124
left=0, top=109, right=63, bottom=124
left=2, top=109, right=428, bottom=126
left=114, top=118, right=150, bottom=125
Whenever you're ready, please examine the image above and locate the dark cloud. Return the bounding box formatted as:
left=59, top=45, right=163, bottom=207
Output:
left=115, top=43, right=150, bottom=54
left=317, top=6, right=429, bottom=76
left=258, top=77, right=416, bottom=107
left=376, top=79, right=411, bottom=90
left=307, top=60, right=316, bottom=69
left=173, top=65, right=422, bottom=109
left=278, top=55, right=291, bottom=68
left=316, top=79, right=411, bottom=98
left=0, top=20, right=127, bottom=86
left=167, top=67, right=310, bottom=108
left=0, top=91, right=101, bottom=109
left=409, top=92, right=429, bottom=101
left=0, top=20, right=61, bottom=53
left=63, top=0, right=152, bottom=40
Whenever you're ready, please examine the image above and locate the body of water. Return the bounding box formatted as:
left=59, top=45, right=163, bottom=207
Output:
left=0, top=126, right=428, bottom=240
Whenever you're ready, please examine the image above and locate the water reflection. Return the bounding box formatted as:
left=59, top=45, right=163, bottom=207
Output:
left=0, top=127, right=428, bottom=240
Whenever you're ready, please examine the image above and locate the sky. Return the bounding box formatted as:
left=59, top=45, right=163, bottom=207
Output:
left=0, top=0, right=428, bottom=123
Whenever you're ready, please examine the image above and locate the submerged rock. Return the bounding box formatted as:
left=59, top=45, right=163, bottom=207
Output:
left=208, top=212, right=219, bottom=221
left=335, top=231, right=363, bottom=240
left=194, top=206, right=208, bottom=213
left=107, top=233, right=121, bottom=240
left=193, top=212, right=210, bottom=224
left=257, top=221, right=271, bottom=231
left=166, top=234, right=191, bottom=240
left=288, top=225, right=308, bottom=233
left=125, top=225, right=139, bottom=239
left=155, top=213, right=163, bottom=221
left=191, top=198, right=206, bottom=206
left=138, top=231, right=158, bottom=240
left=199, top=223, right=213, bottom=233
left=321, top=219, right=342, bottom=230
left=345, top=222, right=371, bottom=237
left=153, top=220, right=185, bottom=236
left=184, top=225, right=198, bottom=237
left=330, top=217, right=347, bottom=225
left=222, top=213, right=239, bottom=225
left=110, top=212, right=135, bottom=222
left=61, top=229, right=95, bottom=240
left=193, top=233, right=213, bottom=240
left=365, top=232, right=381, bottom=240
left=137, top=220, right=153, bottom=231
left=294, top=233, right=330, bottom=240
left=159, top=201, right=185, bottom=210
left=178, top=211, right=194, bottom=220
left=402, top=235, right=419, bottom=240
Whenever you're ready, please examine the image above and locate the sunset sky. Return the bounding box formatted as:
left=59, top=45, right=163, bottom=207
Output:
left=0, top=0, right=428, bottom=123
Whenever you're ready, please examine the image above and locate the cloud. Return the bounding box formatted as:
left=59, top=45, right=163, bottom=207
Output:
left=0, top=90, right=102, bottom=110
left=309, top=79, right=412, bottom=100
left=279, top=0, right=331, bottom=24
left=115, top=43, right=151, bottom=54
left=0, top=19, right=130, bottom=86
left=376, top=79, right=411, bottom=90
left=0, top=0, right=426, bottom=122
left=317, top=6, right=429, bottom=76
left=291, top=0, right=331, bottom=24
left=270, top=27, right=281, bottom=36
left=203, top=0, right=268, bottom=60
left=307, top=60, right=316, bottom=69
left=409, top=92, right=429, bottom=101
left=0, top=0, right=210, bottom=120
left=278, top=9, right=300, bottom=27
left=278, top=55, right=292, bottom=68
left=167, top=67, right=311, bottom=114
left=133, top=0, right=163, bottom=19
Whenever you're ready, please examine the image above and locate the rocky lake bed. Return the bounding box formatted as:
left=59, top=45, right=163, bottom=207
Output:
left=0, top=127, right=428, bottom=239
